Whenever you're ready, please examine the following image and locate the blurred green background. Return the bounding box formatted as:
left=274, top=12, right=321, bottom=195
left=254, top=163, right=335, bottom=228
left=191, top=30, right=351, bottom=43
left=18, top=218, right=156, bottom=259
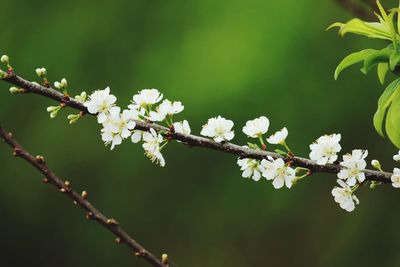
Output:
left=1, top=0, right=400, bottom=266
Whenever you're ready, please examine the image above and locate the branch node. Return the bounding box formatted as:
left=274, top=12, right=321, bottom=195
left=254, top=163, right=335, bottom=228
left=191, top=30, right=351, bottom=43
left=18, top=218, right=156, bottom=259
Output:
left=81, top=190, right=88, bottom=199
left=13, top=148, right=21, bottom=156
left=161, top=253, right=169, bottom=265
left=107, top=218, right=118, bottom=225
left=115, top=237, right=123, bottom=244
left=7, top=68, right=14, bottom=77
left=35, top=155, right=45, bottom=164
left=59, top=188, right=67, bottom=193
left=64, top=180, right=71, bottom=188
left=85, top=212, right=93, bottom=220
left=43, top=80, right=50, bottom=88
left=42, top=178, right=49, bottom=183
left=62, top=94, right=70, bottom=103
left=135, top=250, right=146, bottom=257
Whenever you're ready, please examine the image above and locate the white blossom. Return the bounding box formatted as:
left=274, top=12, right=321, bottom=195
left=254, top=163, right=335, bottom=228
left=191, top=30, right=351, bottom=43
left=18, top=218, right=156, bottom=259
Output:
left=132, top=89, right=163, bottom=107
left=148, top=100, right=184, bottom=122
left=242, top=116, right=269, bottom=138
left=149, top=111, right=166, bottom=122
left=200, top=116, right=234, bottom=142
left=391, top=168, right=400, bottom=188
left=309, top=134, right=341, bottom=165
left=337, top=149, right=368, bottom=186
left=131, top=131, right=143, bottom=143
left=159, top=99, right=184, bottom=116
left=261, top=158, right=296, bottom=189
left=393, top=151, right=400, bottom=162
left=173, top=120, right=191, bottom=135
left=35, top=67, right=47, bottom=78
left=237, top=158, right=265, bottom=181
left=267, top=127, right=288, bottom=145
left=331, top=179, right=359, bottom=212
left=142, top=128, right=165, bottom=167
left=101, top=108, right=136, bottom=150
left=84, top=87, right=118, bottom=124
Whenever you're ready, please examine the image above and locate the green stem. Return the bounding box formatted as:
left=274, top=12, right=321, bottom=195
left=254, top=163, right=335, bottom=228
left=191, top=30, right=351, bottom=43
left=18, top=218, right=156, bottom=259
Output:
left=258, top=135, right=265, bottom=147
left=351, top=184, right=360, bottom=193
left=282, top=141, right=291, bottom=152
left=160, top=141, right=169, bottom=150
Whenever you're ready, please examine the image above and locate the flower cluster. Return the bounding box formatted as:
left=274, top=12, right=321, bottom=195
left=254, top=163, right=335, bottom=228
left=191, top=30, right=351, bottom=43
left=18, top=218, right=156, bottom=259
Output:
left=331, top=180, right=359, bottom=212
left=236, top=117, right=298, bottom=189
left=83, top=87, right=190, bottom=167
left=308, top=134, right=364, bottom=212
left=309, top=134, right=341, bottom=165
left=201, top=116, right=234, bottom=142
left=338, top=150, right=368, bottom=186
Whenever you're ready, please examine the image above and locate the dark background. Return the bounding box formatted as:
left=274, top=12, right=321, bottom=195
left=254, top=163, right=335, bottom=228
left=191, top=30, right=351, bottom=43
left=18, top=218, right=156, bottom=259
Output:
left=1, top=0, right=400, bottom=266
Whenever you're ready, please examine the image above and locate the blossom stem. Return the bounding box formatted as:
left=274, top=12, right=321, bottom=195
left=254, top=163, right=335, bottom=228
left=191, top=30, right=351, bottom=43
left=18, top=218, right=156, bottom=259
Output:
left=281, top=141, right=291, bottom=153
left=351, top=183, right=360, bottom=193
left=160, top=141, right=169, bottom=150
left=258, top=135, right=266, bottom=149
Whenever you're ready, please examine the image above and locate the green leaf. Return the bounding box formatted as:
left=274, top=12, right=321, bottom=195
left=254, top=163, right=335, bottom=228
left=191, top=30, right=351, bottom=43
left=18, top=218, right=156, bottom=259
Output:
left=274, top=149, right=287, bottom=156
left=327, top=18, right=393, bottom=41
left=377, top=62, right=389, bottom=84
left=385, top=89, right=400, bottom=148
left=334, top=49, right=376, bottom=80
left=373, top=78, right=400, bottom=137
left=247, top=142, right=260, bottom=150
left=389, top=51, right=400, bottom=70
left=361, top=46, right=393, bottom=74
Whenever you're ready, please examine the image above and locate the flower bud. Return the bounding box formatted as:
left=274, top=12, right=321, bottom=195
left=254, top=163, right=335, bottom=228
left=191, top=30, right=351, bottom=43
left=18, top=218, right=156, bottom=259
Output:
left=67, top=114, right=80, bottom=124
left=50, top=111, right=58, bottom=118
left=370, top=181, right=382, bottom=189
left=54, top=78, right=67, bottom=90
left=47, top=106, right=58, bottom=112
left=9, top=87, right=24, bottom=94
left=61, top=78, right=67, bottom=87
left=35, top=67, right=47, bottom=78
left=75, top=91, right=87, bottom=103
left=1, top=55, right=9, bottom=64
left=371, top=159, right=382, bottom=171
left=47, top=105, right=62, bottom=118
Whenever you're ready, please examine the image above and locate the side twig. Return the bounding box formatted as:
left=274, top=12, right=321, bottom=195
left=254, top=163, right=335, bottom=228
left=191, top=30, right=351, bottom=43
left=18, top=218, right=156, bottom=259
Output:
left=0, top=125, right=168, bottom=267
left=334, top=0, right=377, bottom=21
left=0, top=72, right=392, bottom=183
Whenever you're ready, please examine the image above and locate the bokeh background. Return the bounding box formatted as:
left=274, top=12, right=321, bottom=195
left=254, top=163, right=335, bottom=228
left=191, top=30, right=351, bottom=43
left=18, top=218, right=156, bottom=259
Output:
left=1, top=0, right=399, bottom=266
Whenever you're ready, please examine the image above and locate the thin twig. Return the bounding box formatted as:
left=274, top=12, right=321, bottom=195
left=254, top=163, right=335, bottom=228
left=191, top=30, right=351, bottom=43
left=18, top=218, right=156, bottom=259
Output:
left=0, top=71, right=393, bottom=183
left=0, top=125, right=167, bottom=267
left=334, top=0, right=377, bottom=21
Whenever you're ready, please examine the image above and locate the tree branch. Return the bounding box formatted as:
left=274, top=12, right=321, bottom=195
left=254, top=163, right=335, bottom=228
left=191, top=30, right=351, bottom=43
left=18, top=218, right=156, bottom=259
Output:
left=0, top=124, right=168, bottom=267
left=0, top=71, right=392, bottom=183
left=334, top=0, right=377, bottom=21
